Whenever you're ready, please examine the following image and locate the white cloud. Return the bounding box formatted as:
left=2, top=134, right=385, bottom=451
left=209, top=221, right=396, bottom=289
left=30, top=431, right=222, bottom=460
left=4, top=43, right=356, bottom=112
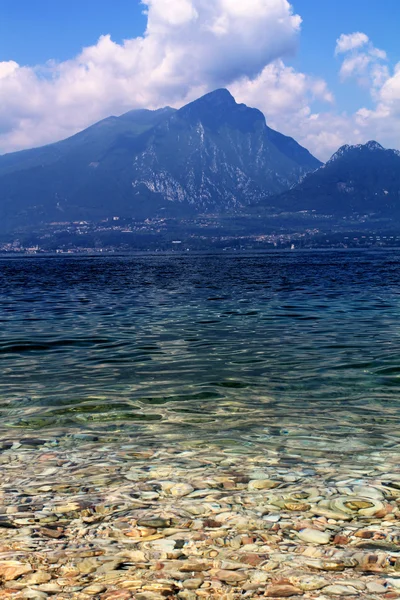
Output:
left=0, top=0, right=301, bottom=154
left=231, top=33, right=400, bottom=160
left=317, top=31, right=400, bottom=157
left=335, top=32, right=369, bottom=55
left=300, top=34, right=400, bottom=159
left=230, top=30, right=400, bottom=161
left=231, top=62, right=356, bottom=160
left=340, top=54, right=372, bottom=80
left=0, top=61, right=19, bottom=79
left=370, top=47, right=387, bottom=60
left=354, top=63, right=400, bottom=144
left=336, top=31, right=388, bottom=92
left=231, top=60, right=333, bottom=127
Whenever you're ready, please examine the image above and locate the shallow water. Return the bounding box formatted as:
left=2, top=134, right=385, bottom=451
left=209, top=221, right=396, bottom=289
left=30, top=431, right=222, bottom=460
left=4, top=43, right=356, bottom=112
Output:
left=1, top=250, right=400, bottom=458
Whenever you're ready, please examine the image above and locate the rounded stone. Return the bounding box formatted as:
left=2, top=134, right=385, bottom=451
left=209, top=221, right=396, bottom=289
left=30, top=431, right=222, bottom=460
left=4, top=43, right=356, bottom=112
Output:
left=297, top=528, right=331, bottom=545
left=215, top=569, right=247, bottom=584
left=366, top=582, right=387, bottom=594
left=248, top=479, right=279, bottom=490
left=297, top=575, right=329, bottom=591
left=84, top=584, right=107, bottom=595
left=265, top=584, right=303, bottom=597
left=182, top=579, right=203, bottom=590
left=170, top=483, right=194, bottom=497
left=324, top=585, right=357, bottom=595
left=0, top=561, right=32, bottom=581
left=387, top=579, right=400, bottom=590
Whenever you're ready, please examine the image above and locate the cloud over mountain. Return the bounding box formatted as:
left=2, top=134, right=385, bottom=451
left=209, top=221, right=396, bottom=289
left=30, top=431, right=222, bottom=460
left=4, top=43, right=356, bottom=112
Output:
left=1, top=6, right=400, bottom=161
left=0, top=0, right=301, bottom=154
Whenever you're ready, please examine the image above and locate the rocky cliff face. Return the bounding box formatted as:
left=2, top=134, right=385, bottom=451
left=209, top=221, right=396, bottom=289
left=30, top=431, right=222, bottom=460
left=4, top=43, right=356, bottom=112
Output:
left=130, top=89, right=321, bottom=211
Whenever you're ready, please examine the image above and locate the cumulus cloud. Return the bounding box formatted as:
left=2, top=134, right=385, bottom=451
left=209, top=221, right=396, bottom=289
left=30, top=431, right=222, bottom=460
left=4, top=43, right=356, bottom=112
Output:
left=335, top=31, right=388, bottom=90
left=231, top=62, right=356, bottom=159
left=231, top=32, right=400, bottom=160
left=308, top=30, right=400, bottom=156
left=353, top=63, right=400, bottom=146
left=335, top=32, right=369, bottom=55
left=0, top=0, right=301, bottom=154
left=231, top=60, right=333, bottom=116
left=228, top=62, right=352, bottom=160
left=297, top=33, right=399, bottom=158
left=230, top=32, right=400, bottom=160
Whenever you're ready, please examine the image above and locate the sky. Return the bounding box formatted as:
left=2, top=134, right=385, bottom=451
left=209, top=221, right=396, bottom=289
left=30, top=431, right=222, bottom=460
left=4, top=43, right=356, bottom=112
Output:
left=0, top=0, right=400, bottom=160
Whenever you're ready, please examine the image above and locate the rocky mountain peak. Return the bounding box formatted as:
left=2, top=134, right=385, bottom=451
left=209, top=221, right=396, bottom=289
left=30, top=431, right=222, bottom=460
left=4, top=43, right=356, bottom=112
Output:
left=277, top=135, right=400, bottom=221
left=175, top=88, right=265, bottom=133
left=194, top=88, right=236, bottom=105
left=364, top=140, right=384, bottom=151
left=328, top=140, right=386, bottom=164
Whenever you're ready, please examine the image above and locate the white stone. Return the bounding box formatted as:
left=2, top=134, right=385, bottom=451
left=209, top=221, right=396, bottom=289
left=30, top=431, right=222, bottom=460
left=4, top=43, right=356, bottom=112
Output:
left=297, top=528, right=331, bottom=545
left=353, top=485, right=384, bottom=499
left=263, top=514, right=281, bottom=522
left=149, top=539, right=176, bottom=553
left=248, top=479, right=278, bottom=490
left=324, top=584, right=357, bottom=595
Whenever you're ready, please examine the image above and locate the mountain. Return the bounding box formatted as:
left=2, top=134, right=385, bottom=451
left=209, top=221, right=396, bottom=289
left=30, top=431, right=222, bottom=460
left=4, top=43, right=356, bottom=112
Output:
left=276, top=141, right=400, bottom=222
left=129, top=89, right=321, bottom=210
left=0, top=89, right=321, bottom=232
left=0, top=107, right=178, bottom=230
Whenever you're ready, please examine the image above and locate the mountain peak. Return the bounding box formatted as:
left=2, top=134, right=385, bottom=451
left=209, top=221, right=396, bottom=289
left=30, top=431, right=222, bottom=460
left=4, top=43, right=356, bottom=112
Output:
left=196, top=88, right=236, bottom=105
left=328, top=140, right=386, bottom=164
left=365, top=140, right=384, bottom=151
left=280, top=135, right=400, bottom=221
left=178, top=89, right=237, bottom=115
left=119, top=106, right=176, bottom=121
left=175, top=88, right=266, bottom=133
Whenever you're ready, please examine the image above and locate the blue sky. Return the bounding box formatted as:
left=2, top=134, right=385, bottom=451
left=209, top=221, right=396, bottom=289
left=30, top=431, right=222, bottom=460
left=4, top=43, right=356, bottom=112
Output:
left=294, top=0, right=400, bottom=112
left=1, top=0, right=400, bottom=159
left=0, top=1, right=146, bottom=64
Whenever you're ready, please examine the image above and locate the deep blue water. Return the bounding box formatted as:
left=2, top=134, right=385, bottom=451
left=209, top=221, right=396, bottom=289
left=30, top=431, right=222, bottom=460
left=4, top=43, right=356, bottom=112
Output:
left=1, top=250, right=400, bottom=455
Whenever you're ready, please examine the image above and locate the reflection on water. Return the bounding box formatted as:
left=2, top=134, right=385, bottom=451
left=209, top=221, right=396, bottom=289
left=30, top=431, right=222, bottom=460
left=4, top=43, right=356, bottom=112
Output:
left=1, top=250, right=400, bottom=458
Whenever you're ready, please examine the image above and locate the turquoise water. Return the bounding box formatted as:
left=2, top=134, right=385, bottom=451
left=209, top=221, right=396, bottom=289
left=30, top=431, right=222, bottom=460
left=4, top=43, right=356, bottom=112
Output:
left=1, top=251, right=400, bottom=456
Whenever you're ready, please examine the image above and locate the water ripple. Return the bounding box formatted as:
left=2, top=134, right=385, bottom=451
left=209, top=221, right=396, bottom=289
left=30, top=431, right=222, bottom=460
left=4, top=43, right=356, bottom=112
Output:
left=0, top=250, right=400, bottom=456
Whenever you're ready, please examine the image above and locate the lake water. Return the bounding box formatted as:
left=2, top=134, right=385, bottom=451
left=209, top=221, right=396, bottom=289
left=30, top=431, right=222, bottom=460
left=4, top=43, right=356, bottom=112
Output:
left=3, top=251, right=400, bottom=596
left=1, top=250, right=400, bottom=459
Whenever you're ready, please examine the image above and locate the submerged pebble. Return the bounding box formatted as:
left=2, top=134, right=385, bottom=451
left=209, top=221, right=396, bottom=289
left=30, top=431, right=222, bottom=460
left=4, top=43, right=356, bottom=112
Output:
left=0, top=436, right=400, bottom=599
left=298, top=528, right=332, bottom=545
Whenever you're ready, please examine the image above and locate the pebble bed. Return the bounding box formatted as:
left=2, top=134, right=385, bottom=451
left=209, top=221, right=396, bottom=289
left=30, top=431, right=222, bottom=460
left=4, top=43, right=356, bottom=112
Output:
left=1, top=434, right=400, bottom=600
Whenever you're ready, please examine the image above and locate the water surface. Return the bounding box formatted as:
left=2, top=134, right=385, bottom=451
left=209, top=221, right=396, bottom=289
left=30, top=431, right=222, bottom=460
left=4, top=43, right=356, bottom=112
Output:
left=1, top=250, right=400, bottom=458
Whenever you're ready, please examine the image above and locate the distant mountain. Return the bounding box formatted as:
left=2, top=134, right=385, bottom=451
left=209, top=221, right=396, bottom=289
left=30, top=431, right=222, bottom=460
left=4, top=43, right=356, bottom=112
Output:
left=0, top=107, right=177, bottom=230
left=129, top=89, right=321, bottom=211
left=276, top=141, right=400, bottom=221
left=0, top=89, right=321, bottom=232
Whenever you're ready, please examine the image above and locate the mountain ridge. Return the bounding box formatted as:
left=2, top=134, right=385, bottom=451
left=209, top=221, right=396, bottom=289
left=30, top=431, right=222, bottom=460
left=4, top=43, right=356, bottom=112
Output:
left=275, top=139, right=400, bottom=221
left=0, top=89, right=322, bottom=231
left=128, top=89, right=321, bottom=209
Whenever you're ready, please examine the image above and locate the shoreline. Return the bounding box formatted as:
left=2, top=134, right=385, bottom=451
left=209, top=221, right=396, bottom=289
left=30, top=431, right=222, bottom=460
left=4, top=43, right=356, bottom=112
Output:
left=2, top=247, right=400, bottom=258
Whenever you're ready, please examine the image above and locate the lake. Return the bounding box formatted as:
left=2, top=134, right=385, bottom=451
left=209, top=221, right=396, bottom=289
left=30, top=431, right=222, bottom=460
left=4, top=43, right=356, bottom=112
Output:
left=1, top=251, right=400, bottom=596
